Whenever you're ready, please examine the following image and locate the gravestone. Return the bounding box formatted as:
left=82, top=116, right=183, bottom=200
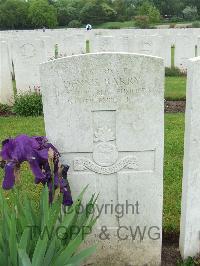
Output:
left=91, top=35, right=132, bottom=53
left=41, top=36, right=55, bottom=60
left=40, top=52, right=164, bottom=265
left=12, top=39, right=46, bottom=92
left=132, top=35, right=171, bottom=67
left=0, top=41, right=13, bottom=104
left=175, top=35, right=195, bottom=70
left=59, top=34, right=85, bottom=56
left=179, top=57, right=200, bottom=259
left=198, top=36, right=200, bottom=57
left=91, top=36, right=117, bottom=52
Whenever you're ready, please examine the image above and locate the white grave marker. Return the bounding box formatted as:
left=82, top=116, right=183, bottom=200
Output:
left=0, top=41, right=13, bottom=104
left=175, top=35, right=195, bottom=69
left=12, top=39, right=46, bottom=92
left=40, top=52, right=164, bottom=265
left=180, top=57, right=200, bottom=259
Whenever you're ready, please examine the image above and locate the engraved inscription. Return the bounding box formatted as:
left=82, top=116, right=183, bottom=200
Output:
left=140, top=41, right=153, bottom=54
left=20, top=43, right=36, bottom=58
left=73, top=156, right=138, bottom=174
left=52, top=64, right=162, bottom=105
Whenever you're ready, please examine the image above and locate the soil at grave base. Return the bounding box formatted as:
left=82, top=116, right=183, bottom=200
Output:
left=165, top=101, right=186, bottom=113
left=162, top=232, right=182, bottom=266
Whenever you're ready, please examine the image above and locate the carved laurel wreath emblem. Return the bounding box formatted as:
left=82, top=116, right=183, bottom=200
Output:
left=73, top=126, right=138, bottom=174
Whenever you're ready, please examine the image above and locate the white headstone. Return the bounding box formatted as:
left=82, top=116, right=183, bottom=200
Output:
left=175, top=35, right=195, bottom=70
left=132, top=35, right=171, bottom=67
left=59, top=34, right=85, bottom=56
left=91, top=36, right=117, bottom=52
left=197, top=36, right=200, bottom=57
left=40, top=52, right=164, bottom=265
left=12, top=39, right=46, bottom=93
left=41, top=36, right=55, bottom=60
left=179, top=57, right=200, bottom=259
left=0, top=41, right=13, bottom=105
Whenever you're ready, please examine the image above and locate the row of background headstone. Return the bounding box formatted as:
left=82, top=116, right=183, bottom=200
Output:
left=0, top=28, right=200, bottom=104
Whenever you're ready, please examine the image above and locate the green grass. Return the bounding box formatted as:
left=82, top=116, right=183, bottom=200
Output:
left=164, top=113, right=185, bottom=233
left=95, top=20, right=197, bottom=29
left=0, top=114, right=185, bottom=233
left=96, top=20, right=135, bottom=29
left=165, top=76, right=187, bottom=101
left=0, top=117, right=45, bottom=206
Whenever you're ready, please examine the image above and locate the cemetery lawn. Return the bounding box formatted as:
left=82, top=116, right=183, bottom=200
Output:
left=0, top=114, right=185, bottom=234
left=96, top=20, right=135, bottom=29
left=165, top=76, right=186, bottom=101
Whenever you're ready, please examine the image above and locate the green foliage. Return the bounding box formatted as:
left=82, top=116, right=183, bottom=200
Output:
left=165, top=67, right=186, bottom=77
left=80, top=0, right=117, bottom=24
left=177, top=256, right=200, bottom=265
left=28, top=0, right=57, bottom=28
left=184, top=0, right=200, bottom=16
left=182, top=6, right=198, bottom=20
left=113, top=0, right=136, bottom=21
left=96, top=20, right=135, bottom=29
left=0, top=0, right=199, bottom=29
left=68, top=19, right=82, bottom=28
left=192, top=21, right=200, bottom=28
left=55, top=0, right=83, bottom=26
left=135, top=15, right=150, bottom=28
left=170, top=16, right=182, bottom=23
left=154, top=0, right=185, bottom=17
left=0, top=103, right=13, bottom=115
left=137, top=1, right=160, bottom=23
left=13, top=91, right=43, bottom=117
left=0, top=0, right=30, bottom=29
left=0, top=185, right=97, bottom=265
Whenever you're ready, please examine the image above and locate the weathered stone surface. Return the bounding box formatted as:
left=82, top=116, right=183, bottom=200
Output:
left=12, top=39, right=46, bottom=92
left=40, top=52, right=164, bottom=265
left=0, top=41, right=13, bottom=105
left=175, top=35, right=195, bottom=70
left=197, top=36, right=200, bottom=57
left=179, top=57, right=200, bottom=259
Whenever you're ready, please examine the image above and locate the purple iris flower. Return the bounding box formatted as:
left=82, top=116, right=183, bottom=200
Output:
left=0, top=135, right=73, bottom=206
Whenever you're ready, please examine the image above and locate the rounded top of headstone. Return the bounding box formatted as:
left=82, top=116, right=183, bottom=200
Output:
left=40, top=52, right=164, bottom=70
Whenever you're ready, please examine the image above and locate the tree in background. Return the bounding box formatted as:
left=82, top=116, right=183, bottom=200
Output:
left=112, top=0, right=136, bottom=21
left=184, top=0, right=200, bottom=17
left=152, top=0, right=185, bottom=17
left=182, top=6, right=198, bottom=21
left=0, top=0, right=30, bottom=29
left=137, top=1, right=160, bottom=23
left=0, top=0, right=198, bottom=30
left=80, top=0, right=117, bottom=24
left=28, top=0, right=58, bottom=28
left=135, top=15, right=150, bottom=28
left=55, top=0, right=84, bottom=26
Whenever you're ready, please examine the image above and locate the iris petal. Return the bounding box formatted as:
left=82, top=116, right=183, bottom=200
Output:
left=29, top=158, right=46, bottom=184
left=1, top=135, right=73, bottom=206
left=2, top=161, right=16, bottom=190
